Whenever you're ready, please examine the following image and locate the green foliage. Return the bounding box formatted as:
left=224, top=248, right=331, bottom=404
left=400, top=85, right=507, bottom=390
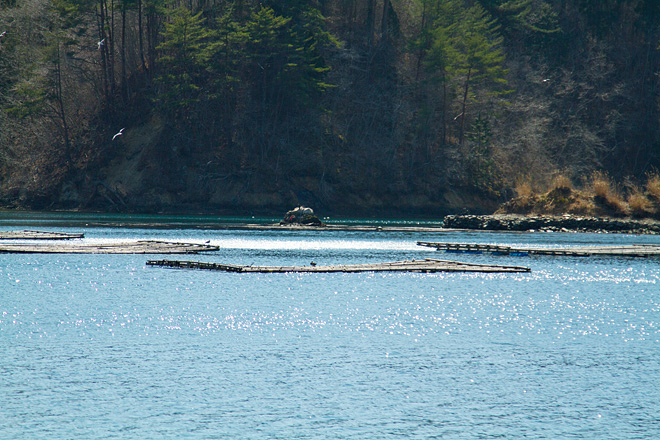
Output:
left=424, top=0, right=463, bottom=78
left=242, top=5, right=335, bottom=110
left=155, top=6, right=214, bottom=119
left=280, top=6, right=337, bottom=103
left=243, top=6, right=293, bottom=75
left=479, top=0, right=560, bottom=34
left=465, top=114, right=501, bottom=194
left=416, top=0, right=509, bottom=144
left=454, top=4, right=508, bottom=85
left=4, top=78, right=48, bottom=119
left=152, top=3, right=337, bottom=121
left=208, top=7, right=244, bottom=80
left=51, top=0, right=89, bottom=28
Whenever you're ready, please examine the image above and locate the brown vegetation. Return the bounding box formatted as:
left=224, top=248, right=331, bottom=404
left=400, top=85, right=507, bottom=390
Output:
left=498, top=172, right=660, bottom=219
left=646, top=173, right=660, bottom=203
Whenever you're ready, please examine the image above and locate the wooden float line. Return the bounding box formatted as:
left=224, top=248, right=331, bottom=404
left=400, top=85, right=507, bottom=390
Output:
left=81, top=222, right=449, bottom=233
left=417, top=241, right=660, bottom=257
left=0, top=230, right=84, bottom=240
left=147, top=258, right=531, bottom=273
left=0, top=240, right=219, bottom=254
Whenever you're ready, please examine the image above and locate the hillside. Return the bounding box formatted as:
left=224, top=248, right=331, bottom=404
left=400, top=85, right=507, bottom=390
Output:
left=1, top=1, right=659, bottom=217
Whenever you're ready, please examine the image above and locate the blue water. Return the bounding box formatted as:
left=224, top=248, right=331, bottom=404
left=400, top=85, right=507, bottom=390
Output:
left=1, top=214, right=659, bottom=439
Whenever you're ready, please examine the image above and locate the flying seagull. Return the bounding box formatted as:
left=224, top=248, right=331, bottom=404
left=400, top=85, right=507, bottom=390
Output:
left=112, top=128, right=124, bottom=140
left=97, top=38, right=105, bottom=50
left=0, top=31, right=6, bottom=38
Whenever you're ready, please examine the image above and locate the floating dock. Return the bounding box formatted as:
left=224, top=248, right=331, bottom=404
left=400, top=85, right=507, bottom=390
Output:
left=417, top=241, right=660, bottom=257
left=147, top=258, right=531, bottom=273
left=0, top=240, right=219, bottom=254
left=0, top=230, right=84, bottom=240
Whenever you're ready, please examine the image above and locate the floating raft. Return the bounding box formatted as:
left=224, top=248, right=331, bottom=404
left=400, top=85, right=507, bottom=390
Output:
left=0, top=230, right=84, bottom=240
left=147, top=258, right=531, bottom=273
left=417, top=241, right=660, bottom=257
left=0, top=240, right=219, bottom=254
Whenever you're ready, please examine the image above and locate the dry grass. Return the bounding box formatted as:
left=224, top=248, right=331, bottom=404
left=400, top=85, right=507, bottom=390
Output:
left=587, top=171, right=628, bottom=215
left=590, top=171, right=612, bottom=198
left=628, top=190, right=653, bottom=217
left=567, top=197, right=595, bottom=215
left=514, top=178, right=533, bottom=199
left=500, top=170, right=660, bottom=218
left=646, top=172, right=660, bottom=201
left=551, top=174, right=572, bottom=190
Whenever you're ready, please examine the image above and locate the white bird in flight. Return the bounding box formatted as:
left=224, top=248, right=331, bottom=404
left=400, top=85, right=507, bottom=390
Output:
left=98, top=38, right=105, bottom=50
left=112, top=128, right=124, bottom=140
left=0, top=31, right=6, bottom=38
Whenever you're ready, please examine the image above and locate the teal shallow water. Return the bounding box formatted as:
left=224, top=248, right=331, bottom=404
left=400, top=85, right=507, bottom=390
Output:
left=1, top=215, right=659, bottom=438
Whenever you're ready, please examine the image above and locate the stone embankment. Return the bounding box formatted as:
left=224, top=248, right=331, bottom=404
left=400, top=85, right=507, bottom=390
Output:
left=443, top=214, right=660, bottom=234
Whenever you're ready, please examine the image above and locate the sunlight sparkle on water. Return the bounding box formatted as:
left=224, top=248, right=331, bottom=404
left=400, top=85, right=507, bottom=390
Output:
left=2, top=220, right=660, bottom=439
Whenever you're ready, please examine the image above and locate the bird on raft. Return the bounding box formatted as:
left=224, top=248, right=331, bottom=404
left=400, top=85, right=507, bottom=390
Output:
left=112, top=128, right=124, bottom=140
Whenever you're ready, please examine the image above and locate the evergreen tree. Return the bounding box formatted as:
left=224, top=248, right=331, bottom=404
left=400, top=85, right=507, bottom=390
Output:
left=242, top=5, right=295, bottom=118
left=423, top=0, right=463, bottom=145
left=418, top=0, right=508, bottom=145
left=155, top=6, right=213, bottom=122
left=280, top=5, right=336, bottom=106
left=204, top=6, right=245, bottom=155
left=239, top=5, right=337, bottom=165
left=452, top=3, right=508, bottom=144
left=478, top=0, right=559, bottom=35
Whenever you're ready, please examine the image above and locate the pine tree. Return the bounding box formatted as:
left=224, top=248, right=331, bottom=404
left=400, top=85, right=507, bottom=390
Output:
left=204, top=6, right=245, bottom=155
left=423, top=0, right=463, bottom=145
left=453, top=3, right=508, bottom=144
left=155, top=6, right=213, bottom=122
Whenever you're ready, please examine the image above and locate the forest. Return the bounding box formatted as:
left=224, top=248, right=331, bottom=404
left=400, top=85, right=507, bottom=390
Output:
left=1, top=0, right=659, bottom=217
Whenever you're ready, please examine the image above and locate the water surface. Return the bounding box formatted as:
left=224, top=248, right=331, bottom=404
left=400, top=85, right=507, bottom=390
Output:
left=1, top=214, right=659, bottom=438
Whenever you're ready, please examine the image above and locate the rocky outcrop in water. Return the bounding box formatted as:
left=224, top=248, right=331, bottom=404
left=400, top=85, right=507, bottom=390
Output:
left=281, top=206, right=324, bottom=226
left=442, top=214, right=660, bottom=234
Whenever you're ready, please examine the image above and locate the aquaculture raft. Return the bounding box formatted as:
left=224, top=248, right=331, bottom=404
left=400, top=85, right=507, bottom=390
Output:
left=417, top=241, right=660, bottom=257
left=0, top=240, right=219, bottom=254
left=147, top=258, right=531, bottom=273
left=0, top=230, right=84, bottom=240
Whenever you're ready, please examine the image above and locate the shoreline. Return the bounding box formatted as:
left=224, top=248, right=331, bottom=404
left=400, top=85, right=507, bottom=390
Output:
left=442, top=214, right=660, bottom=235
left=3, top=209, right=660, bottom=235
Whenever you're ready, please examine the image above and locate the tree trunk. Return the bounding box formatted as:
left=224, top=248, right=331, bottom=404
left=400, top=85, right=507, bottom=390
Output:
left=97, top=0, right=110, bottom=106
left=138, top=0, right=146, bottom=72
left=414, top=0, right=428, bottom=82
left=54, top=43, right=71, bottom=161
left=109, top=0, right=116, bottom=101
left=121, top=5, right=127, bottom=101
left=442, top=74, right=447, bottom=145
left=366, top=0, right=375, bottom=45
left=381, top=0, right=393, bottom=40
left=460, top=66, right=472, bottom=145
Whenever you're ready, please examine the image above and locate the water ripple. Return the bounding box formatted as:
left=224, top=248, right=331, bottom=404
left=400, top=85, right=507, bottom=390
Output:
left=2, top=226, right=660, bottom=438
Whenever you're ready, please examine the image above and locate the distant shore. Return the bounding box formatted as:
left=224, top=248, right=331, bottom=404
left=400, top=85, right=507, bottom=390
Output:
left=222, top=215, right=660, bottom=235
left=4, top=209, right=660, bottom=235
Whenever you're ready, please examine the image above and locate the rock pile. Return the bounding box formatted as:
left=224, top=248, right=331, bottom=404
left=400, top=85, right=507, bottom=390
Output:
left=281, top=206, right=324, bottom=226
left=443, top=214, right=660, bottom=234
